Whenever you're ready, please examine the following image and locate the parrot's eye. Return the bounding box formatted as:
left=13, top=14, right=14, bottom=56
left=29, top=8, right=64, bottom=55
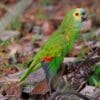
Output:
left=73, top=11, right=81, bottom=21
left=75, top=13, right=79, bottom=16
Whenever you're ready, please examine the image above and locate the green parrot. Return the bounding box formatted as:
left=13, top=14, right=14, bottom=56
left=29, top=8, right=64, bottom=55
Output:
left=20, top=8, right=88, bottom=83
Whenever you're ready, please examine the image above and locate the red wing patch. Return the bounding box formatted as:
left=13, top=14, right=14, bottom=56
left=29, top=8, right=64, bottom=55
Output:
left=43, top=56, right=54, bottom=63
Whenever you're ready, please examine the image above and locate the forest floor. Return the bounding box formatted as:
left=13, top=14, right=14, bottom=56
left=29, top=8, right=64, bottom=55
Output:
left=0, top=0, right=99, bottom=100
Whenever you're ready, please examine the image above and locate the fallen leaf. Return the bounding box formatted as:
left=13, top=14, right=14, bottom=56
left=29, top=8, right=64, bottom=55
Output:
left=32, top=79, right=49, bottom=95
left=42, top=20, right=54, bottom=36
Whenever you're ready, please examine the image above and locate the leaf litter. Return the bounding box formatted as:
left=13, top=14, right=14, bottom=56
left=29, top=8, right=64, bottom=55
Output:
left=0, top=0, right=100, bottom=100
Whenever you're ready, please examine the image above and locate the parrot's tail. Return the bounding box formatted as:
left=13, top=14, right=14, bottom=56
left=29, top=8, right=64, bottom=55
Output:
left=20, top=61, right=41, bottom=82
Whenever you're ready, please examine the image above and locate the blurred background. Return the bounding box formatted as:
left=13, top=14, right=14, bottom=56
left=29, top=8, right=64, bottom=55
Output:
left=0, top=0, right=99, bottom=100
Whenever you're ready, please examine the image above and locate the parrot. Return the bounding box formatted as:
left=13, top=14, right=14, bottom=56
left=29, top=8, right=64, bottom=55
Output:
left=20, top=8, right=88, bottom=85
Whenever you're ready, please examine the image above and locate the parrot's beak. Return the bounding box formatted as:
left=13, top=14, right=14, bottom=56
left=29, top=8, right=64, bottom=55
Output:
left=81, top=13, right=88, bottom=22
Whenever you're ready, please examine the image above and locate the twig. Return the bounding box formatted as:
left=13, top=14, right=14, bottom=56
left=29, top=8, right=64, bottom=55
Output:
left=75, top=47, right=99, bottom=73
left=50, top=90, right=90, bottom=100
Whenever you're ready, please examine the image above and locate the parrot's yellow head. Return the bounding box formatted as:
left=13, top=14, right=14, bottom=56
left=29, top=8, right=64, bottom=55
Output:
left=72, top=8, right=88, bottom=22
left=60, top=8, right=88, bottom=32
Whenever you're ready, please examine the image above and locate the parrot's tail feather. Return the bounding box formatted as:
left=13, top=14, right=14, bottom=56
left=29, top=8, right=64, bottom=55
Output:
left=20, top=62, right=41, bottom=82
